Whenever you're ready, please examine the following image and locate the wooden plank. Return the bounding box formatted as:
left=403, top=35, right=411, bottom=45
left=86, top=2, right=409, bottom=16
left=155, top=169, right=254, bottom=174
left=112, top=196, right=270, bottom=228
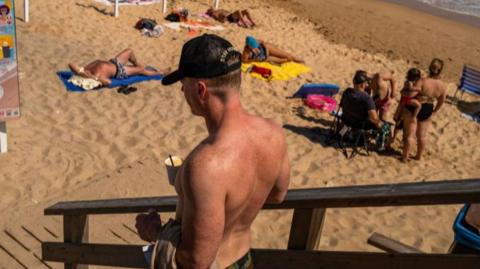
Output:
left=44, top=179, right=480, bottom=216
left=63, top=215, right=88, bottom=269
left=367, top=232, right=423, bottom=254
left=42, top=243, right=480, bottom=269
left=252, top=249, right=480, bottom=269
left=42, top=243, right=147, bottom=268
left=449, top=241, right=480, bottom=255
left=287, top=208, right=325, bottom=250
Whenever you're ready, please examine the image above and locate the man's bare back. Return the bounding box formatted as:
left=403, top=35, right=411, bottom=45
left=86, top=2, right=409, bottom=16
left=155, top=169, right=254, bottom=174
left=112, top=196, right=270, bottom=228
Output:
left=175, top=112, right=289, bottom=267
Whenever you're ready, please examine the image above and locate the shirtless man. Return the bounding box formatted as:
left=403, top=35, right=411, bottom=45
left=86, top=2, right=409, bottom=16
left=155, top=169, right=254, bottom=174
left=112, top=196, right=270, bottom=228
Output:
left=136, top=34, right=290, bottom=268
left=402, top=58, right=447, bottom=162
left=68, top=48, right=168, bottom=86
left=367, top=70, right=397, bottom=121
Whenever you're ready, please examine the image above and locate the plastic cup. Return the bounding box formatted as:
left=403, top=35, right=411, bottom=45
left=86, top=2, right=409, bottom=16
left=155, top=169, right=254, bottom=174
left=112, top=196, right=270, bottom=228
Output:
left=164, top=155, right=183, bottom=186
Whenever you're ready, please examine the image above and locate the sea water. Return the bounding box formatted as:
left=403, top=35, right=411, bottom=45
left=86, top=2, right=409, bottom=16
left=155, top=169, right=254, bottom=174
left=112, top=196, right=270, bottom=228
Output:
left=417, top=0, right=480, bottom=18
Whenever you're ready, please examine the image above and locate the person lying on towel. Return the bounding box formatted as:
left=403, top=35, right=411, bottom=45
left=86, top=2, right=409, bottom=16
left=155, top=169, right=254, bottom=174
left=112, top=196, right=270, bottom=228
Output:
left=206, top=7, right=256, bottom=28
left=242, top=36, right=304, bottom=64
left=68, top=48, right=170, bottom=86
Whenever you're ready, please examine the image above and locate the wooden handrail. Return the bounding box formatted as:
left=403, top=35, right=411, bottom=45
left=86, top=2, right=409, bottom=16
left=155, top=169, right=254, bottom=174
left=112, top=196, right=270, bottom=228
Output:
left=45, top=179, right=480, bottom=215
left=42, top=242, right=480, bottom=269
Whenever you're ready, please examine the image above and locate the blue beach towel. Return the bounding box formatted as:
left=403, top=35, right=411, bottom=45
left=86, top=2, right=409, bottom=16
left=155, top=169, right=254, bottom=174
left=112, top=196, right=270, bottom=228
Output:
left=57, top=71, right=163, bottom=92
left=293, top=83, right=340, bottom=98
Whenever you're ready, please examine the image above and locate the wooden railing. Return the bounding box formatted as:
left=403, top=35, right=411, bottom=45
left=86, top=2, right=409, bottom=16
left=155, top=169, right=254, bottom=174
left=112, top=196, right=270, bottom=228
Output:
left=42, top=179, right=480, bottom=268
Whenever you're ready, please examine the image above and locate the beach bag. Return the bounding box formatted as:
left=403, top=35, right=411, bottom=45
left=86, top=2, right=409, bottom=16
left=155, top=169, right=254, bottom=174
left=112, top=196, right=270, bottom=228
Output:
left=250, top=65, right=272, bottom=79
left=135, top=18, right=157, bottom=30
left=165, top=13, right=181, bottom=22
left=304, top=94, right=337, bottom=113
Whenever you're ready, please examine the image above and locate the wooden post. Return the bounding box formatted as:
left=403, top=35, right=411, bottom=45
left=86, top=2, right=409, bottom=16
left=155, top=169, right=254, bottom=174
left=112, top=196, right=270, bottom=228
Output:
left=114, top=0, right=119, bottom=18
left=367, top=233, right=423, bottom=254
left=0, top=121, right=7, bottom=153
left=163, top=0, right=168, bottom=13
left=24, top=0, right=29, bottom=22
left=214, top=0, right=220, bottom=9
left=64, top=215, right=89, bottom=269
left=287, top=208, right=325, bottom=250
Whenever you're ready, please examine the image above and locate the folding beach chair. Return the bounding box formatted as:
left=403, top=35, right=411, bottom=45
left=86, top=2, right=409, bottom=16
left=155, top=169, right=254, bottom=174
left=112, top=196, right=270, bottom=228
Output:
left=453, top=64, right=480, bottom=103
left=327, top=99, right=371, bottom=159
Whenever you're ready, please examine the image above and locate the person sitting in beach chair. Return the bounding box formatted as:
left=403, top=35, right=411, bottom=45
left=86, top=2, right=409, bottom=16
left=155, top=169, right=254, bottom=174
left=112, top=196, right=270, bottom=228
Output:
left=338, top=70, right=390, bottom=154
left=68, top=48, right=169, bottom=86
left=242, top=36, right=304, bottom=64
left=206, top=7, right=256, bottom=28
left=341, top=70, right=384, bottom=131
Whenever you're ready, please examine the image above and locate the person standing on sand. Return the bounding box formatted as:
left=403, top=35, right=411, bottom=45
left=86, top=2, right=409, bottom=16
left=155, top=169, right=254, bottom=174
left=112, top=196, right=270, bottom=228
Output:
left=367, top=70, right=397, bottom=122
left=401, top=58, right=447, bottom=162
left=135, top=34, right=291, bottom=268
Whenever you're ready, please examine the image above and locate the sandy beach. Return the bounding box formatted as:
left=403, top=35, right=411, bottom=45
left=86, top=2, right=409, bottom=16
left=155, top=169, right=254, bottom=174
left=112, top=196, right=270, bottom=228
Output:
left=0, top=0, right=479, bottom=267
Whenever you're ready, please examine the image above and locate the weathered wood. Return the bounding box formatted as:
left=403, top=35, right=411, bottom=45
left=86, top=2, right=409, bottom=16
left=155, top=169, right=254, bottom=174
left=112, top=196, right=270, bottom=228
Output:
left=368, top=232, right=423, bottom=254
left=449, top=241, right=480, bottom=255
left=45, top=179, right=480, bottom=216
left=42, top=243, right=480, bottom=269
left=287, top=208, right=325, bottom=250
left=43, top=243, right=147, bottom=268
left=63, top=215, right=88, bottom=269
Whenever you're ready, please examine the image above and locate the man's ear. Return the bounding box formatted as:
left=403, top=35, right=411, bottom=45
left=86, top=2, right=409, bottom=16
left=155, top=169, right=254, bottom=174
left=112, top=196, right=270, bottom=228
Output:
left=197, top=81, right=208, bottom=100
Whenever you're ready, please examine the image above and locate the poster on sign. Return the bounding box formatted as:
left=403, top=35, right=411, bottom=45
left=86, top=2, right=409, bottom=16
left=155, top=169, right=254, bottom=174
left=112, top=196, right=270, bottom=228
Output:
left=0, top=0, right=20, bottom=121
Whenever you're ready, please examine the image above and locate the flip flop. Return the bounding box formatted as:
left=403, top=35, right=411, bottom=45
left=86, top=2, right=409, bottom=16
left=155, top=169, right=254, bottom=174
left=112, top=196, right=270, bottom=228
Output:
left=117, top=85, right=129, bottom=94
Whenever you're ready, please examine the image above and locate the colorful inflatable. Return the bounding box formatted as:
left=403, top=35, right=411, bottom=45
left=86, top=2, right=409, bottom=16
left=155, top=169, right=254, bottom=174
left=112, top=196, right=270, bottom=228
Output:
left=304, top=94, right=337, bottom=113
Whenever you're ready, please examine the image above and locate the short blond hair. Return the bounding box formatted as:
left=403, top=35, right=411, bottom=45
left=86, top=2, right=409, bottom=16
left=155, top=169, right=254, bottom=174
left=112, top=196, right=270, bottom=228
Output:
left=429, top=58, right=444, bottom=77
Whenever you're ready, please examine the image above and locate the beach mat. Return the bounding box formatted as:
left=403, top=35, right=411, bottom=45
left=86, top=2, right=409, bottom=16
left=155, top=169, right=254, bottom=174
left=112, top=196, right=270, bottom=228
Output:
left=57, top=71, right=163, bottom=92
left=241, top=62, right=311, bottom=81
left=293, top=83, right=340, bottom=98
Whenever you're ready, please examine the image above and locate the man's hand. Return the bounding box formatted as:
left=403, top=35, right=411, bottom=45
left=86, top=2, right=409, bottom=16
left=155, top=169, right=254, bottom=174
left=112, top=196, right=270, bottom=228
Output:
left=135, top=211, right=162, bottom=243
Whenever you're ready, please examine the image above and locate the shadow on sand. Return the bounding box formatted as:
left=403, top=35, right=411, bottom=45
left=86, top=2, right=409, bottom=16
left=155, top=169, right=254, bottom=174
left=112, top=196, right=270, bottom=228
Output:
left=76, top=3, right=113, bottom=17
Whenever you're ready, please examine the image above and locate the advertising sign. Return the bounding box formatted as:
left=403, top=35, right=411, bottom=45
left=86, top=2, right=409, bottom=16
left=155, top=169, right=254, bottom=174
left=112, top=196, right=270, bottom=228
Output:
left=0, top=0, right=20, bottom=121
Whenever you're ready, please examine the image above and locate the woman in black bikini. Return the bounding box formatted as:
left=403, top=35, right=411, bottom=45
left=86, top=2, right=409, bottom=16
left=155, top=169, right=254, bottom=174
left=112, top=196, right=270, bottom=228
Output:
left=401, top=59, right=447, bottom=162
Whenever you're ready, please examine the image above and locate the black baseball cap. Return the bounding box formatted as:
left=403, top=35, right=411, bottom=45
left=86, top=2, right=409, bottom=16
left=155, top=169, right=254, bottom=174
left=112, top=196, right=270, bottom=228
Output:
left=162, top=34, right=242, bottom=85
left=353, top=70, right=369, bottom=85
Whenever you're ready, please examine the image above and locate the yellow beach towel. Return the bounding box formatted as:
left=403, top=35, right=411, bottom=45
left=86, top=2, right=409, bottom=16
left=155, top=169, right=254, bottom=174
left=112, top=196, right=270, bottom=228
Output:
left=241, top=62, right=311, bottom=81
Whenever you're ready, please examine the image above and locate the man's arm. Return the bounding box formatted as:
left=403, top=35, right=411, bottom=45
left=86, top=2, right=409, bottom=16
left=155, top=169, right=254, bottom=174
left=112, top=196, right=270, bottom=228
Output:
left=266, top=146, right=290, bottom=204
left=175, top=156, right=226, bottom=269
left=241, top=48, right=253, bottom=63
left=433, top=84, right=447, bottom=114
left=368, top=110, right=382, bottom=129
left=97, top=76, right=111, bottom=86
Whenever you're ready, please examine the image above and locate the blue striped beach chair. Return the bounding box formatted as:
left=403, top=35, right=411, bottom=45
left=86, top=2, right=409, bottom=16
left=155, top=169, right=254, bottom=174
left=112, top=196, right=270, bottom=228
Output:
left=454, top=64, right=480, bottom=102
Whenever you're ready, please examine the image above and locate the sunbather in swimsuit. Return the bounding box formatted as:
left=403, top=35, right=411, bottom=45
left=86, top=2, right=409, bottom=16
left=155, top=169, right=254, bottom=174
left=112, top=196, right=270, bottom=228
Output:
left=110, top=58, right=129, bottom=80
left=242, top=36, right=304, bottom=64
left=68, top=48, right=168, bottom=86
left=249, top=44, right=267, bottom=61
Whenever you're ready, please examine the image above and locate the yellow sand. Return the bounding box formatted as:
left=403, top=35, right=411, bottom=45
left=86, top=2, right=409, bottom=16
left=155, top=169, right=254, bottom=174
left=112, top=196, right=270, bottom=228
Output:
left=0, top=0, right=479, bottom=268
